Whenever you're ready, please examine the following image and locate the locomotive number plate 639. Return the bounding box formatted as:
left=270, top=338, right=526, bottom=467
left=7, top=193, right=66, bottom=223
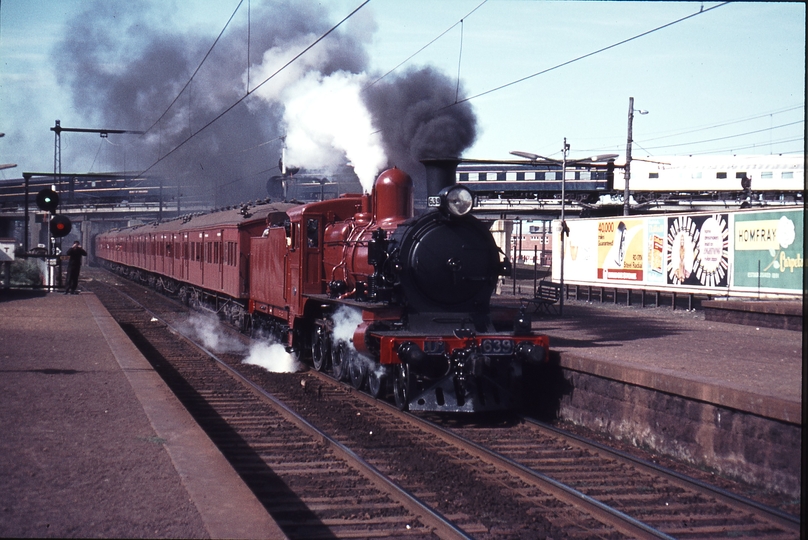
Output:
left=481, top=339, right=514, bottom=355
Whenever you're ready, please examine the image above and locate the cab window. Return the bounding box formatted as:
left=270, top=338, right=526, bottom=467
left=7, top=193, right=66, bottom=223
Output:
left=306, top=218, right=319, bottom=248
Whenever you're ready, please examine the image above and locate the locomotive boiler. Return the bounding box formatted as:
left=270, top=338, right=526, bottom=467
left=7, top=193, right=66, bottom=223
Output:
left=97, top=160, right=550, bottom=413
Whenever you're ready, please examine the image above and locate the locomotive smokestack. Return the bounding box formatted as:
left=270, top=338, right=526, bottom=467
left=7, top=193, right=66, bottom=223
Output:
left=422, top=158, right=461, bottom=198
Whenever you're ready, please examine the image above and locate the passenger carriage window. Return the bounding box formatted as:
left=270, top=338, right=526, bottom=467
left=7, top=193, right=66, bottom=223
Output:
left=782, top=171, right=793, bottom=179
left=761, top=171, right=773, bottom=179
left=716, top=172, right=727, bottom=179
left=649, top=172, right=659, bottom=179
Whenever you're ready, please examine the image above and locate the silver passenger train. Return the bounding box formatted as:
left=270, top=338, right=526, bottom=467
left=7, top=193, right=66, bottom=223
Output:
left=456, top=154, right=804, bottom=208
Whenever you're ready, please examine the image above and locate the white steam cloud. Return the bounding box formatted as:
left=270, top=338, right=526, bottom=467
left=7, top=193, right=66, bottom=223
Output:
left=179, top=313, right=302, bottom=373
left=331, top=305, right=363, bottom=346
left=283, top=71, right=386, bottom=192
left=329, top=305, right=382, bottom=383
left=249, top=36, right=386, bottom=193
left=243, top=341, right=302, bottom=373
left=180, top=313, right=247, bottom=354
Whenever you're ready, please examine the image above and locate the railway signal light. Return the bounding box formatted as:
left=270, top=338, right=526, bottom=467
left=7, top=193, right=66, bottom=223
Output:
left=50, top=215, right=72, bottom=238
left=36, top=188, right=60, bottom=213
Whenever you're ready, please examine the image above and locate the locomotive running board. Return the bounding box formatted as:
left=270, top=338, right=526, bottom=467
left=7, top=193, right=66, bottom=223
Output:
left=407, top=375, right=514, bottom=413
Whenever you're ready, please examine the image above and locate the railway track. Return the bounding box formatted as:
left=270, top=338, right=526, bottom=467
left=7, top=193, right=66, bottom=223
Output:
left=85, top=274, right=465, bottom=540
left=83, top=269, right=800, bottom=539
left=442, top=418, right=800, bottom=539
left=274, top=371, right=799, bottom=539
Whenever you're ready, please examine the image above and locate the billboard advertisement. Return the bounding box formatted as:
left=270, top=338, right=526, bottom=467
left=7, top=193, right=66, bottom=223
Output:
left=666, top=213, right=729, bottom=288
left=733, top=209, right=803, bottom=292
left=552, top=207, right=802, bottom=297
left=597, top=218, right=645, bottom=282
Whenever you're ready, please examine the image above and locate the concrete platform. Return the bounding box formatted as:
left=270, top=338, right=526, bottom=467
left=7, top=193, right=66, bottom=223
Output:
left=0, top=289, right=286, bottom=539
left=511, top=297, right=803, bottom=498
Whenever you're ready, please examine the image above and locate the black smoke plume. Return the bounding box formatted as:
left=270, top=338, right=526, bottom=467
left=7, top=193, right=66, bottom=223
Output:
left=363, top=66, right=477, bottom=199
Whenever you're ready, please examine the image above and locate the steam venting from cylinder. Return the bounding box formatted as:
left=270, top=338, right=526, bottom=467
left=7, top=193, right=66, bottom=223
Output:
left=422, top=158, right=461, bottom=199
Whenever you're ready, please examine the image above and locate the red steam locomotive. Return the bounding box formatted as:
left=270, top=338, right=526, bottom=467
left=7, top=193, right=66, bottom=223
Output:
left=95, top=160, right=549, bottom=412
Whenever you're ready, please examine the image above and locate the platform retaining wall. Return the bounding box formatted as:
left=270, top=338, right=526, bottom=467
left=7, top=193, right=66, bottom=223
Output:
left=558, top=370, right=801, bottom=498
left=702, top=300, right=803, bottom=332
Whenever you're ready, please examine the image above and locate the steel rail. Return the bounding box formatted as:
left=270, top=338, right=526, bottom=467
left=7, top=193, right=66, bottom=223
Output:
left=304, top=369, right=674, bottom=540
left=119, top=291, right=472, bottom=540
left=525, top=417, right=800, bottom=532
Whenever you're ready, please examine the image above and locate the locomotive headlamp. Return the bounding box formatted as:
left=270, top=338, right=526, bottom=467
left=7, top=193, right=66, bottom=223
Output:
left=515, top=342, right=546, bottom=364
left=430, top=185, right=473, bottom=216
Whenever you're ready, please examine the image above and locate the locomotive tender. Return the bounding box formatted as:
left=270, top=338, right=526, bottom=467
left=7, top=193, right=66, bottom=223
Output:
left=96, top=160, right=550, bottom=412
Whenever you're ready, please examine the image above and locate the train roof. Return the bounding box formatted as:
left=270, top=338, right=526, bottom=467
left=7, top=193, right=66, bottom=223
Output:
left=101, top=201, right=299, bottom=237
left=630, top=154, right=804, bottom=170
left=456, top=154, right=804, bottom=171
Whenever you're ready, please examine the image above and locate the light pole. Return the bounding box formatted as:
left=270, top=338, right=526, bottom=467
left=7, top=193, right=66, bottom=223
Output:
left=509, top=146, right=617, bottom=315
left=559, top=138, right=570, bottom=314
left=624, top=97, right=648, bottom=216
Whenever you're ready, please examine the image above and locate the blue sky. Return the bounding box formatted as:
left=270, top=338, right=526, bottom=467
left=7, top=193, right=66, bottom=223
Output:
left=0, top=0, right=804, bottom=181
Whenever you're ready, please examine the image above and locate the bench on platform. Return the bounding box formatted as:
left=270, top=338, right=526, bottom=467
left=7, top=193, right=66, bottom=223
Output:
left=524, top=280, right=562, bottom=314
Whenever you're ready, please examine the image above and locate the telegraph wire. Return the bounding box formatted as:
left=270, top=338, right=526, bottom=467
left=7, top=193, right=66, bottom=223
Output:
left=570, top=103, right=804, bottom=156
left=365, top=0, right=488, bottom=90
left=682, top=136, right=805, bottom=156
left=144, top=0, right=246, bottom=136
left=639, top=104, right=804, bottom=143
left=455, top=18, right=464, bottom=103
left=640, top=120, right=803, bottom=151
left=448, top=2, right=729, bottom=107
